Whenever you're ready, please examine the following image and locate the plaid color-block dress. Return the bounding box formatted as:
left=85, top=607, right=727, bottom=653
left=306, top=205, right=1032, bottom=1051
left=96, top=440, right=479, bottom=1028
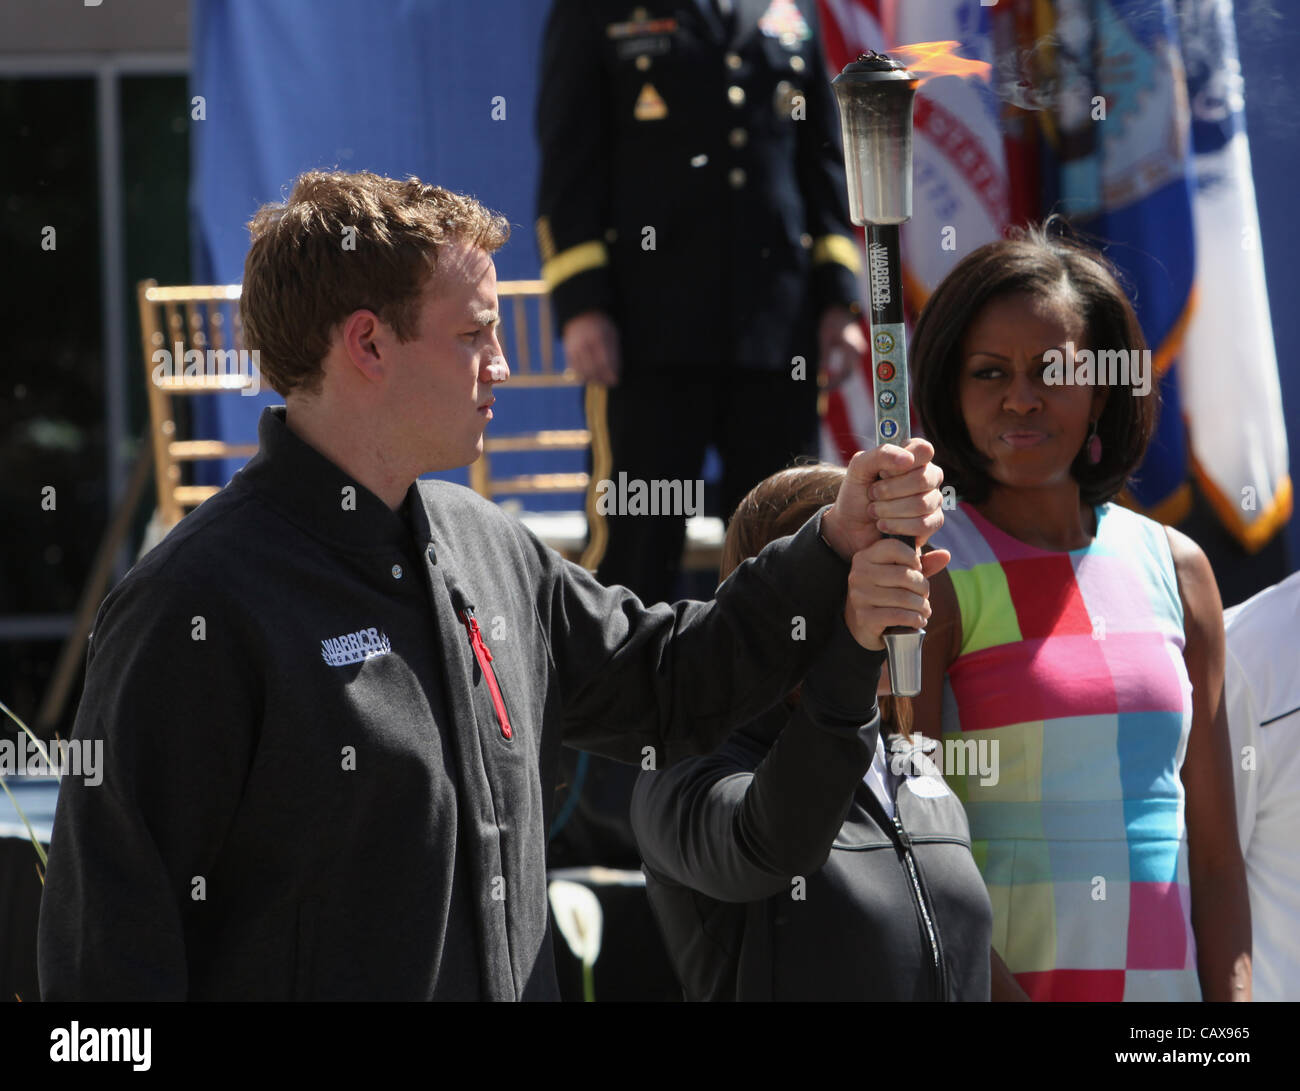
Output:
left=934, top=501, right=1201, bottom=1001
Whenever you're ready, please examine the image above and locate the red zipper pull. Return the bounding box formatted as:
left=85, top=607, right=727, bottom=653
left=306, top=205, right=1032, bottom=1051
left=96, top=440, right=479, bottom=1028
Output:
left=467, top=617, right=493, bottom=662
left=458, top=606, right=512, bottom=740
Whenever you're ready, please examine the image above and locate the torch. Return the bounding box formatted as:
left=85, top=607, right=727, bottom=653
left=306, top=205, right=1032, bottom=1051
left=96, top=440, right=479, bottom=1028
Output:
left=831, top=51, right=924, bottom=698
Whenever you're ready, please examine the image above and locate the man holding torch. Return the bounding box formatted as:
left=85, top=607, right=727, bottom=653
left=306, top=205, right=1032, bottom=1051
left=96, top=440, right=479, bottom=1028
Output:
left=38, top=169, right=945, bottom=1001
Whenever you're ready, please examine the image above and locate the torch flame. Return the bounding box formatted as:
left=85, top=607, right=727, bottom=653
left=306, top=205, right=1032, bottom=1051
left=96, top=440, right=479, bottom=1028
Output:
left=889, top=40, right=991, bottom=88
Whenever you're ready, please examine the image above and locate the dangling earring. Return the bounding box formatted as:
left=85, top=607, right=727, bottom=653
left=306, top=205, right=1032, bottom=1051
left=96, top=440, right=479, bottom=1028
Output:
left=1086, top=419, right=1102, bottom=465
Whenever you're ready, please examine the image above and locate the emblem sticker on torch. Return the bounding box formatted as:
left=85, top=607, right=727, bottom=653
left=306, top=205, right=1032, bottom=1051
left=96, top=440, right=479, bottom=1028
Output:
left=872, top=319, right=908, bottom=444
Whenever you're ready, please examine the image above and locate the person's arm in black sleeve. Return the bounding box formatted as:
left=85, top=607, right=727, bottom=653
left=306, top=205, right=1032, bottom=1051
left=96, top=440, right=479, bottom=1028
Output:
left=630, top=617, right=886, bottom=902
left=797, top=6, right=862, bottom=314
left=524, top=504, right=850, bottom=768
left=37, top=575, right=259, bottom=1000
left=535, top=0, right=616, bottom=329
left=527, top=440, right=943, bottom=765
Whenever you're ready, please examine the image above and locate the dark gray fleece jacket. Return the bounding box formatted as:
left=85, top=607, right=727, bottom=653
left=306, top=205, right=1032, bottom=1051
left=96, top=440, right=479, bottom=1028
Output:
left=631, top=655, right=994, bottom=1001
left=38, top=405, right=865, bottom=1000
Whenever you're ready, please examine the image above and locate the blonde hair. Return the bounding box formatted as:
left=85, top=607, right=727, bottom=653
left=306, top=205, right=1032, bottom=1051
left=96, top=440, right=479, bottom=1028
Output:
left=720, top=464, right=913, bottom=736
left=241, top=170, right=510, bottom=396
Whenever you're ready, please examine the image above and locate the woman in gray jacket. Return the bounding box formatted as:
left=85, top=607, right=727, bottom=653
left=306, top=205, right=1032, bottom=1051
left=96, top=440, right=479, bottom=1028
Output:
left=631, top=465, right=994, bottom=1000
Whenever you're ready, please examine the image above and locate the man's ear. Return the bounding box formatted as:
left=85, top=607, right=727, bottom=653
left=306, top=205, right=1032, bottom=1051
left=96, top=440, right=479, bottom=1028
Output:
left=340, top=309, right=385, bottom=383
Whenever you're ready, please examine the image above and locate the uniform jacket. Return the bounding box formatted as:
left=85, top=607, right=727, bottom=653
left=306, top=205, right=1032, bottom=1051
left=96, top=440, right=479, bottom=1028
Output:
left=535, top=0, right=862, bottom=370
left=37, top=406, right=859, bottom=1001
left=631, top=645, right=994, bottom=1001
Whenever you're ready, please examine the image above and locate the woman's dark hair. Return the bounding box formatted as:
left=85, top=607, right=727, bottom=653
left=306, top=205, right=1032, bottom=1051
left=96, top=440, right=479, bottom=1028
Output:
left=911, top=218, right=1158, bottom=506
left=721, top=464, right=912, bottom=736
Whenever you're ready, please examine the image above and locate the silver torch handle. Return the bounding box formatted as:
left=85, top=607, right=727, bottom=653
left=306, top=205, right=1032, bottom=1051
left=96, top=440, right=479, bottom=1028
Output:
left=865, top=222, right=924, bottom=698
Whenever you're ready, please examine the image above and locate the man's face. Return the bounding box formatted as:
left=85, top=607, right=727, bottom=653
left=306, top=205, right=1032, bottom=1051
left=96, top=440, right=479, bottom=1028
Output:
left=384, top=242, right=509, bottom=473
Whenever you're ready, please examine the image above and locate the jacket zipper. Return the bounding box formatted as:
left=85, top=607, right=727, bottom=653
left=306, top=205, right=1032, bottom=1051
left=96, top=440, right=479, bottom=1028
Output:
left=457, top=604, right=513, bottom=740
left=891, top=812, right=946, bottom=1000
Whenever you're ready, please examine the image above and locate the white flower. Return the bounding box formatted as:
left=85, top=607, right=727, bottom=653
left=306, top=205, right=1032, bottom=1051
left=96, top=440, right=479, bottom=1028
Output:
left=547, top=879, right=603, bottom=967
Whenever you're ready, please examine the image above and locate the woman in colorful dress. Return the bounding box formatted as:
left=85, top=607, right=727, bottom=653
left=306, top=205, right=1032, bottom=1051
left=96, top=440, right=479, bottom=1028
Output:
left=912, top=223, right=1251, bottom=1001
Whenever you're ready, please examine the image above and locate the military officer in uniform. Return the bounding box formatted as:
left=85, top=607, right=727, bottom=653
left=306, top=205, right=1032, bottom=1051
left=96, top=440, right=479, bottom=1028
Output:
left=535, top=0, right=866, bottom=609
left=535, top=3, right=866, bottom=911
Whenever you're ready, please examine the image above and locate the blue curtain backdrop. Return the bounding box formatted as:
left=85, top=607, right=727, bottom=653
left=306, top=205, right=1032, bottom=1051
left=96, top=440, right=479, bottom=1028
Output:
left=189, top=0, right=558, bottom=491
